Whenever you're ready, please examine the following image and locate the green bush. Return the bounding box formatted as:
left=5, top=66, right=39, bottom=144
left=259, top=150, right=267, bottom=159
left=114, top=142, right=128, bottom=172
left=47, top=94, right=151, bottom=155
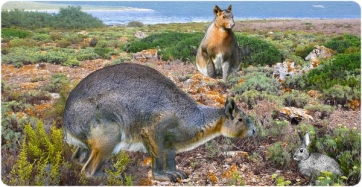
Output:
left=268, top=120, right=289, bottom=138
left=302, top=52, right=360, bottom=91
left=281, top=90, right=310, bottom=108
left=2, top=47, right=43, bottom=67
left=314, top=125, right=360, bottom=185
left=43, top=50, right=69, bottom=65
left=127, top=21, right=144, bottom=27
left=2, top=6, right=105, bottom=29
left=75, top=47, right=100, bottom=60
left=45, top=73, right=69, bottom=93
left=56, top=39, right=72, bottom=48
left=31, top=33, right=52, bottom=42
left=1, top=28, right=31, bottom=39
left=9, top=38, right=37, bottom=47
left=323, top=84, right=358, bottom=106
left=267, top=141, right=292, bottom=167
left=232, top=72, right=282, bottom=96
left=237, top=34, right=282, bottom=66
left=324, top=34, right=361, bottom=53
left=294, top=44, right=315, bottom=59
left=7, top=121, right=66, bottom=185
left=125, top=32, right=203, bottom=62
left=94, top=41, right=112, bottom=58
left=304, top=103, right=335, bottom=119
left=236, top=90, right=281, bottom=109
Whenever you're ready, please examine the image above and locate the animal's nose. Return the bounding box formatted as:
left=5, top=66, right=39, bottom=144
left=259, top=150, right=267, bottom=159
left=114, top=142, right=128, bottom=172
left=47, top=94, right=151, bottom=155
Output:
left=252, top=127, right=256, bottom=134
left=230, top=22, right=235, bottom=28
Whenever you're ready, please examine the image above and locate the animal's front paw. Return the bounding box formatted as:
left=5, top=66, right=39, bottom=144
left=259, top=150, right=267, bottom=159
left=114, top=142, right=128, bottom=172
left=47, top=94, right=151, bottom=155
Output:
left=153, top=170, right=188, bottom=183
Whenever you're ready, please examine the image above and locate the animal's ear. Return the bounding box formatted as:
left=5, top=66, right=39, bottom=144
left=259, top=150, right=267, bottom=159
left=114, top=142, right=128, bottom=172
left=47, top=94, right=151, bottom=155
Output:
left=297, top=130, right=305, bottom=146
left=304, top=132, right=311, bottom=146
left=224, top=98, right=237, bottom=120
left=214, top=5, right=221, bottom=15
left=227, top=4, right=232, bottom=11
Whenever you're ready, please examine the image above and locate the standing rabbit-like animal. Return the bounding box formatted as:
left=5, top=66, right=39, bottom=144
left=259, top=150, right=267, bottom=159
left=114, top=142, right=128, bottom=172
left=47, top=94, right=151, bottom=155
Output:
left=294, top=131, right=342, bottom=184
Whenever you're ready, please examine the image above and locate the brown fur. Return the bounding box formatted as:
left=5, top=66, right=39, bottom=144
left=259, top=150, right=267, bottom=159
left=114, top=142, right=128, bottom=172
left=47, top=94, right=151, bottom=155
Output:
left=196, top=5, right=240, bottom=81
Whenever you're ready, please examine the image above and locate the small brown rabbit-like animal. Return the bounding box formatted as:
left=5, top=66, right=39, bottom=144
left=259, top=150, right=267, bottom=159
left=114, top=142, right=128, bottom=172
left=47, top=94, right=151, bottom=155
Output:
left=294, top=131, right=342, bottom=184
left=63, top=63, right=256, bottom=182
left=195, top=5, right=240, bottom=81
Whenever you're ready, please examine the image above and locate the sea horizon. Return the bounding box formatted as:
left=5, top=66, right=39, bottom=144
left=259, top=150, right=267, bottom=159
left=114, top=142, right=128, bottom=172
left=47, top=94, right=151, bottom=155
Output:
left=2, top=1, right=361, bottom=25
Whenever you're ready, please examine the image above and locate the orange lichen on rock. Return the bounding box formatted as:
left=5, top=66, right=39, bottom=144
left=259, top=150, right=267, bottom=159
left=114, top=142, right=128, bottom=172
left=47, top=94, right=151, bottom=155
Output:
left=206, top=172, right=219, bottom=185
left=34, top=103, right=52, bottom=118
left=279, top=107, right=314, bottom=121
left=137, top=177, right=153, bottom=186
left=222, top=163, right=238, bottom=179
left=181, top=74, right=226, bottom=107
left=141, top=157, right=152, bottom=167
left=349, top=99, right=360, bottom=111
left=307, top=90, right=323, bottom=99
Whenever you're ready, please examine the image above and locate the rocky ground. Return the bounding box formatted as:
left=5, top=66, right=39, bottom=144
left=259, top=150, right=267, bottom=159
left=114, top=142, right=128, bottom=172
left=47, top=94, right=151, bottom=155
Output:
left=2, top=18, right=360, bottom=185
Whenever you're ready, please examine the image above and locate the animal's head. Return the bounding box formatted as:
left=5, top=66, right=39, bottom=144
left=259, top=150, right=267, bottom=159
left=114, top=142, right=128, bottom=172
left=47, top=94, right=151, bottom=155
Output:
left=213, top=5, right=235, bottom=29
left=221, top=98, right=256, bottom=138
left=293, top=131, right=311, bottom=161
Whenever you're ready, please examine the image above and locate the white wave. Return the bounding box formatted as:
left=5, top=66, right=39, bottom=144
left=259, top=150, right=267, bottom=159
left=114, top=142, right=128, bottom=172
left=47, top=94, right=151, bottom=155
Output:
left=313, top=5, right=325, bottom=8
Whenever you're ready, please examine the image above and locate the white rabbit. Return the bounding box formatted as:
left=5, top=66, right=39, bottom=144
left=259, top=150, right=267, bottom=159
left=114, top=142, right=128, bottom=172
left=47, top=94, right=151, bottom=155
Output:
left=293, top=131, right=342, bottom=184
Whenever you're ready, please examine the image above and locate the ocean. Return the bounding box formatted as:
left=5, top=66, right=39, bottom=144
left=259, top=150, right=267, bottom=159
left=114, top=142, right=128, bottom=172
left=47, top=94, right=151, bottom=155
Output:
left=11, top=1, right=362, bottom=25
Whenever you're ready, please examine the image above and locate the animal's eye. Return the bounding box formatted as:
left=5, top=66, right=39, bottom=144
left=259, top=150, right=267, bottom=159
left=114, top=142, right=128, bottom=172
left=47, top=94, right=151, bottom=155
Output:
left=223, top=16, right=226, bottom=19
left=238, top=118, right=243, bottom=122
left=299, top=148, right=304, bottom=153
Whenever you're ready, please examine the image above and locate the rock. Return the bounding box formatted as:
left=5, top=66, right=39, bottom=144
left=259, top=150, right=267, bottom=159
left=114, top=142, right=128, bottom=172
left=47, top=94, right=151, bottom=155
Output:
left=135, top=31, right=147, bottom=39
left=278, top=107, right=314, bottom=124
left=133, top=49, right=158, bottom=61
left=50, top=93, right=60, bottom=100
left=77, top=30, right=88, bottom=35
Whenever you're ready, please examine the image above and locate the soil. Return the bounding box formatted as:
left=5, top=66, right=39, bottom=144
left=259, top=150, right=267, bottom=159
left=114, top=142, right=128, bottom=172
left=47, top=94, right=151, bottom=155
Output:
left=1, top=18, right=360, bottom=186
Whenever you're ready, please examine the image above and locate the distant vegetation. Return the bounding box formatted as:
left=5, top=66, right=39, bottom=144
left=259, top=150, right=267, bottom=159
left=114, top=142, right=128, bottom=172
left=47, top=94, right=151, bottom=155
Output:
left=125, top=32, right=282, bottom=65
left=1, top=6, right=105, bottom=29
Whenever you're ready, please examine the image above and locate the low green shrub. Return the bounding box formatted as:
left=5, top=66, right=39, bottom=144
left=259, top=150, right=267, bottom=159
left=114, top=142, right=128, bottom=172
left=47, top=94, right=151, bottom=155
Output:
left=75, top=47, right=100, bottom=60
left=294, top=44, right=315, bottom=59
left=323, top=84, right=359, bottom=106
left=324, top=34, right=360, bottom=53
left=7, top=121, right=66, bottom=185
left=94, top=40, right=113, bottom=58
left=9, top=38, right=37, bottom=47
left=315, top=171, right=346, bottom=186
left=106, top=152, right=133, bottom=185
left=31, top=33, right=52, bottom=42
left=267, top=141, right=292, bottom=167
left=125, top=32, right=203, bottom=62
left=237, top=34, right=282, bottom=67
left=272, top=173, right=292, bottom=186
left=56, top=39, right=72, bottom=48
left=268, top=120, right=289, bottom=138
left=232, top=72, right=282, bottom=96
left=315, top=125, right=360, bottom=185
left=1, top=47, right=42, bottom=67
left=301, top=52, right=360, bottom=91
left=127, top=21, right=144, bottom=27
left=304, top=103, right=335, bottom=119
left=45, top=73, right=69, bottom=93
left=236, top=90, right=281, bottom=109
left=281, top=90, right=310, bottom=108
left=1, top=28, right=31, bottom=39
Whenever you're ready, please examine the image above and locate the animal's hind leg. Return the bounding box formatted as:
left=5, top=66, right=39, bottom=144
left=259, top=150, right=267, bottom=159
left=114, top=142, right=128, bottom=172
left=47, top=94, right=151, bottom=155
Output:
left=72, top=147, right=90, bottom=165
left=207, top=59, right=216, bottom=78
left=81, top=120, right=121, bottom=178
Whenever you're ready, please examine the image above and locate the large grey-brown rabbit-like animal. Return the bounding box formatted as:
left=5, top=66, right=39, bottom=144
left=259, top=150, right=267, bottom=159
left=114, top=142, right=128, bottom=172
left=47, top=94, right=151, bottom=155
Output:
left=63, top=63, right=256, bottom=182
left=195, top=5, right=240, bottom=81
left=293, top=131, right=343, bottom=184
